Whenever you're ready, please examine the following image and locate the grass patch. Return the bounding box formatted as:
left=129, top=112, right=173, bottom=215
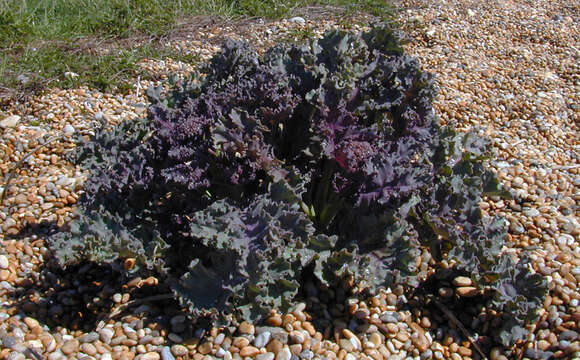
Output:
left=0, top=0, right=392, bottom=96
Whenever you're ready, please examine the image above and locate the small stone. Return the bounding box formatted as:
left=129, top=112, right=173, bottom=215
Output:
left=458, top=346, right=472, bottom=356
left=267, top=339, right=284, bottom=353
left=537, top=340, right=551, bottom=351
left=171, top=344, right=188, bottom=356
left=79, top=332, right=99, bottom=343
left=240, top=346, right=260, bottom=357
left=254, top=331, right=271, bottom=348
left=138, top=353, right=161, bottom=360
left=161, top=346, right=175, bottom=360
left=288, top=17, right=306, bottom=24
left=214, top=333, right=225, bottom=345
left=256, top=353, right=275, bottom=360
left=452, top=276, right=472, bottom=287
left=380, top=313, right=399, bottom=323
left=61, top=339, right=79, bottom=355
left=276, top=346, right=291, bottom=360
left=267, top=315, right=283, bottom=327
left=386, top=293, right=397, bottom=306
left=80, top=343, right=97, bottom=356
left=233, top=336, right=250, bottom=348
left=385, top=323, right=398, bottom=334
left=198, top=342, right=212, bottom=355
left=339, top=339, right=355, bottom=352
left=100, top=328, right=115, bottom=344
left=0, top=255, right=8, bottom=269
left=369, top=333, right=382, bottom=346
left=456, top=286, right=478, bottom=297
left=559, top=330, right=578, bottom=341
left=63, top=124, right=75, bottom=135
left=289, top=331, right=305, bottom=344
left=523, top=348, right=554, bottom=360
left=239, top=321, right=255, bottom=335
left=0, top=115, right=20, bottom=128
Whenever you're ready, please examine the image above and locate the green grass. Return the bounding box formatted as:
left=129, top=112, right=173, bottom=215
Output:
left=0, top=0, right=392, bottom=95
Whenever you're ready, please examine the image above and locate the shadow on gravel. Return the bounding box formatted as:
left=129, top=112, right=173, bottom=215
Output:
left=3, top=221, right=191, bottom=336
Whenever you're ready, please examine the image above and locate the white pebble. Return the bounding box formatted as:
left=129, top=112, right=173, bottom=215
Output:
left=63, top=124, right=75, bottom=135
left=0, top=255, right=9, bottom=269
left=0, top=115, right=21, bottom=128
left=288, top=16, right=306, bottom=25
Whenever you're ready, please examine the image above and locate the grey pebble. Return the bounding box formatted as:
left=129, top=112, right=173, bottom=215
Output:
left=99, top=327, right=115, bottom=344
left=1, top=335, right=18, bottom=349
left=78, top=332, right=99, bottom=343
left=256, top=353, right=275, bottom=360
left=380, top=313, right=399, bottom=323
left=254, top=331, right=271, bottom=348
left=299, top=350, right=314, bottom=360
left=161, top=346, right=175, bottom=360
left=523, top=348, right=554, bottom=360
left=560, top=330, right=578, bottom=341
left=421, top=349, right=433, bottom=359
left=559, top=340, right=570, bottom=349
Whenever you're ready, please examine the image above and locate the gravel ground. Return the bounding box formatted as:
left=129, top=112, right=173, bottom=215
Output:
left=0, top=1, right=578, bottom=360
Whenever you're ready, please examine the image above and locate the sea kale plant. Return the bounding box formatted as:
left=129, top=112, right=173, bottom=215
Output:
left=49, top=25, right=546, bottom=345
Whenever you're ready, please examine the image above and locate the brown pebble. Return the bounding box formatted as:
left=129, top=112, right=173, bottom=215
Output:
left=456, top=286, right=479, bottom=297
left=233, top=336, right=250, bottom=348
left=267, top=339, right=283, bottom=353
left=385, top=323, right=399, bottom=334
left=411, top=333, right=428, bottom=352
left=0, top=270, right=9, bottom=284
left=290, top=344, right=303, bottom=355
left=369, top=332, right=382, bottom=346
left=438, top=287, right=454, bottom=298
left=80, top=342, right=98, bottom=356
left=396, top=331, right=409, bottom=342
left=240, top=346, right=260, bottom=357
left=61, top=339, right=79, bottom=355
left=386, top=293, right=397, bottom=306
left=138, top=353, right=160, bottom=360
left=458, top=346, right=472, bottom=356
left=23, top=317, right=40, bottom=330
left=537, top=339, right=551, bottom=351
left=267, top=314, right=283, bottom=327
left=239, top=321, right=255, bottom=335
left=303, top=322, right=316, bottom=337
left=198, top=342, right=212, bottom=355
left=171, top=344, right=188, bottom=356
left=453, top=276, right=473, bottom=287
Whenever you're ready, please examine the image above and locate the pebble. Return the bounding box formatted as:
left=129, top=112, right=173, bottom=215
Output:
left=254, top=331, right=271, bottom=348
left=61, top=339, right=79, bottom=355
left=100, top=328, right=115, bottom=344
left=137, top=353, right=161, bottom=360
left=276, top=346, right=292, bottom=360
left=171, top=344, right=187, bottom=356
left=289, top=17, right=306, bottom=25
left=256, top=353, right=275, bottom=360
left=0, top=115, right=20, bottom=128
left=63, top=124, right=75, bottom=135
left=240, top=346, right=260, bottom=357
left=0, top=255, right=8, bottom=269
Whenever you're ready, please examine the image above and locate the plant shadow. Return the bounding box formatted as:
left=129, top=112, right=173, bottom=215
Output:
left=1, top=221, right=194, bottom=338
